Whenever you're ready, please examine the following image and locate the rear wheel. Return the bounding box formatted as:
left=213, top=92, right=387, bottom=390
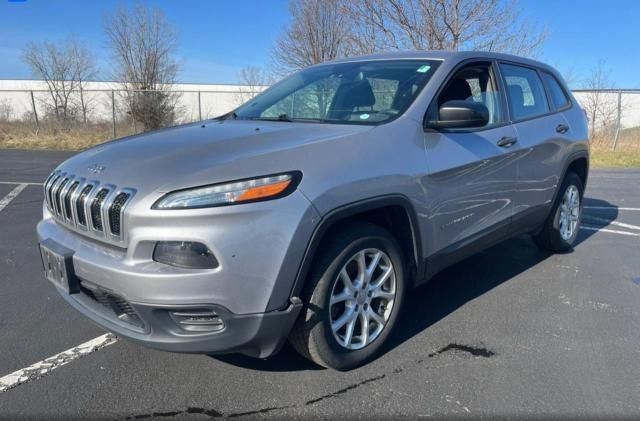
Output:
left=533, top=172, right=584, bottom=252
left=289, top=222, right=406, bottom=370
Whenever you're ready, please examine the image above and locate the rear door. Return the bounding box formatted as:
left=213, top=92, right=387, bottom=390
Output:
left=499, top=63, right=572, bottom=222
left=422, top=61, right=519, bottom=258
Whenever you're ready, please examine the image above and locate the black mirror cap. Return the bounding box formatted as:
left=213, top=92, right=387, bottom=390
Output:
left=425, top=100, right=490, bottom=130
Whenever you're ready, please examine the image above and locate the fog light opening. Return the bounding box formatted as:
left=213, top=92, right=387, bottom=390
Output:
left=169, top=309, right=225, bottom=332
left=153, top=241, right=219, bottom=269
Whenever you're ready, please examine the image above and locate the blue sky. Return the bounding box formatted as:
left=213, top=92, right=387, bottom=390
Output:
left=0, top=0, right=638, bottom=88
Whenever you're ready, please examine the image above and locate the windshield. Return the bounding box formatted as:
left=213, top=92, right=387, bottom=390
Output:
left=232, top=60, right=440, bottom=125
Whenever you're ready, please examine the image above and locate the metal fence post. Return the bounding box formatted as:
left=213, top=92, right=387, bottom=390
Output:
left=111, top=90, right=117, bottom=139
left=29, top=90, right=39, bottom=131
left=80, top=88, right=87, bottom=124
left=612, top=91, right=622, bottom=151
left=198, top=90, right=202, bottom=121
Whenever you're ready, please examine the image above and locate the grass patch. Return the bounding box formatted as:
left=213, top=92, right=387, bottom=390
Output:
left=1, top=121, right=640, bottom=168
left=590, top=147, right=640, bottom=168
left=0, top=121, right=136, bottom=151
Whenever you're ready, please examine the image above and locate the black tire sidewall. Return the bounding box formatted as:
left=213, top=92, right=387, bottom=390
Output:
left=307, top=230, right=406, bottom=371
left=551, top=173, right=584, bottom=248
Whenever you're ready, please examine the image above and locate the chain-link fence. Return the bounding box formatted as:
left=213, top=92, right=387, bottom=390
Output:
left=572, top=90, right=640, bottom=151
left=0, top=86, right=639, bottom=150
left=0, top=86, right=261, bottom=146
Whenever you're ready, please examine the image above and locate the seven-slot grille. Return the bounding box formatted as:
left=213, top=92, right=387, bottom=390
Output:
left=44, top=170, right=135, bottom=244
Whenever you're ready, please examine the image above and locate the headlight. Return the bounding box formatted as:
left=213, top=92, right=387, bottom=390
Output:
left=152, top=172, right=301, bottom=209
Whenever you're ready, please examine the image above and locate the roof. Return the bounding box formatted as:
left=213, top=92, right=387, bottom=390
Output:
left=326, top=50, right=555, bottom=72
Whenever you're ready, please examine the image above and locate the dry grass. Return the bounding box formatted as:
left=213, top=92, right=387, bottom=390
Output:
left=590, top=127, right=640, bottom=168
left=1, top=121, right=640, bottom=168
left=0, top=121, right=137, bottom=151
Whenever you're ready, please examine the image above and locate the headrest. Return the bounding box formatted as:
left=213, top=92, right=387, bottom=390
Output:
left=341, top=79, right=376, bottom=108
left=508, top=84, right=525, bottom=106
left=442, top=78, right=473, bottom=102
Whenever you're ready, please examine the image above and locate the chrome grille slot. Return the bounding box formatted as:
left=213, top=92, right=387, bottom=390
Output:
left=76, top=184, right=94, bottom=226
left=54, top=177, right=69, bottom=216
left=63, top=180, right=79, bottom=220
left=43, top=172, right=57, bottom=210
left=43, top=170, right=135, bottom=245
left=91, top=188, right=110, bottom=231
left=109, top=192, right=130, bottom=236
left=47, top=174, right=61, bottom=211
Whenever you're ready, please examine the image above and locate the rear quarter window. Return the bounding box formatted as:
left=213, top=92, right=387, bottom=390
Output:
left=541, top=71, right=571, bottom=110
left=500, top=63, right=550, bottom=121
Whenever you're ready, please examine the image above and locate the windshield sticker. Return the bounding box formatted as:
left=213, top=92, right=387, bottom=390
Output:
left=416, top=64, right=431, bottom=73
left=359, top=113, right=370, bottom=120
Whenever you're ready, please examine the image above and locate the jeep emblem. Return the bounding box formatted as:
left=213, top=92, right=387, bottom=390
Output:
left=87, top=164, right=105, bottom=174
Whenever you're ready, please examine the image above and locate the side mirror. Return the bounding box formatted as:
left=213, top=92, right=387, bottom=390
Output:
left=425, top=100, right=489, bottom=130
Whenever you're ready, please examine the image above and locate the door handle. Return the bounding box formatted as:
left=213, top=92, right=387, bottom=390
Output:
left=497, top=136, right=518, bottom=148
left=556, top=124, right=570, bottom=134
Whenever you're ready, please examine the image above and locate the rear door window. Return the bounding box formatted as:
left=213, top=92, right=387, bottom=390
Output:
left=500, top=63, right=550, bottom=120
left=541, top=71, right=570, bottom=110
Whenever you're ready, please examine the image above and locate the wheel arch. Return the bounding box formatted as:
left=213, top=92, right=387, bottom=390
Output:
left=288, top=194, right=424, bottom=303
left=553, top=149, right=589, bottom=205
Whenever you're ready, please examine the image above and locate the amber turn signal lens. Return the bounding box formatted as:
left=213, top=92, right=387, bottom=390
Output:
left=236, top=179, right=291, bottom=202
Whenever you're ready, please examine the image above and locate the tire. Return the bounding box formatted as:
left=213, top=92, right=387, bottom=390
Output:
left=532, top=171, right=584, bottom=253
left=289, top=222, right=406, bottom=370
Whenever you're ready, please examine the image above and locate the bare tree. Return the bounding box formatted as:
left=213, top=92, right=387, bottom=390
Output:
left=580, top=61, right=619, bottom=137
left=104, top=4, right=181, bottom=131
left=274, top=0, right=546, bottom=75
left=70, top=39, right=97, bottom=124
left=272, top=0, right=349, bottom=75
left=345, top=0, right=546, bottom=57
left=236, top=66, right=271, bottom=105
left=22, top=37, right=95, bottom=124
left=0, top=98, right=14, bottom=121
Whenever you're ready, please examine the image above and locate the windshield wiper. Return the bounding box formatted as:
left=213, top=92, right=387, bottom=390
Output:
left=211, top=111, right=238, bottom=121
left=251, top=114, right=292, bottom=122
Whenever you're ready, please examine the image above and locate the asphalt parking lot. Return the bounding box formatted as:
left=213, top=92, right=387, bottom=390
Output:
left=1, top=148, right=639, bottom=419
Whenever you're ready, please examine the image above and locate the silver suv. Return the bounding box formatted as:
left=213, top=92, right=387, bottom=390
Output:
left=37, top=51, right=588, bottom=370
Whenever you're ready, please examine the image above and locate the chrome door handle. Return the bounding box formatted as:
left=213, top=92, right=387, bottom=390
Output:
left=556, top=124, right=570, bottom=134
left=497, top=136, right=518, bottom=148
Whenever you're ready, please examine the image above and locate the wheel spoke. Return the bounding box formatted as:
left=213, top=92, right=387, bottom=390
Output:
left=368, top=308, right=385, bottom=326
left=371, top=289, right=395, bottom=301
left=343, top=317, right=356, bottom=346
left=340, top=268, right=356, bottom=293
left=330, top=290, right=353, bottom=306
left=369, top=265, right=392, bottom=290
left=366, top=251, right=382, bottom=282
left=356, top=251, right=367, bottom=284
left=358, top=310, right=369, bottom=345
left=332, top=306, right=356, bottom=331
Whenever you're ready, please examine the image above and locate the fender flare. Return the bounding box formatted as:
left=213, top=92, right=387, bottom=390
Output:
left=288, top=194, right=424, bottom=301
left=552, top=148, right=590, bottom=206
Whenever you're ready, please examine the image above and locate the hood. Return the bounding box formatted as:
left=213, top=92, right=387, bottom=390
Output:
left=56, top=120, right=372, bottom=194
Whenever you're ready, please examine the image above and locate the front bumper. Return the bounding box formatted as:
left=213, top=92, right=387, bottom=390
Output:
left=56, top=280, right=302, bottom=357
left=36, top=189, right=318, bottom=357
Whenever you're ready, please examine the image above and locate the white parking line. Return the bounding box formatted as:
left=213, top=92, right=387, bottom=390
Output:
left=0, top=334, right=117, bottom=393
left=0, top=183, right=28, bottom=212
left=0, top=181, right=44, bottom=186
left=585, top=206, right=640, bottom=211
left=581, top=225, right=640, bottom=237
left=583, top=215, right=640, bottom=232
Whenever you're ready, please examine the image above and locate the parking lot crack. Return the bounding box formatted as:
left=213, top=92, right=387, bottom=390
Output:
left=227, top=405, right=294, bottom=418
left=304, top=374, right=386, bottom=405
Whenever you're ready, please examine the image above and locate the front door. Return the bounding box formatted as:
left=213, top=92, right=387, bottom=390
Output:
left=422, top=61, right=519, bottom=258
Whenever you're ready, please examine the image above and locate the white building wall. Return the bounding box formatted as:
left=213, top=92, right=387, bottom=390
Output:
left=0, top=80, right=267, bottom=122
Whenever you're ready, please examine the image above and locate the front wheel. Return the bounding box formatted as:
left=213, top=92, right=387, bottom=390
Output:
left=289, top=222, right=406, bottom=370
left=533, top=172, right=584, bottom=252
